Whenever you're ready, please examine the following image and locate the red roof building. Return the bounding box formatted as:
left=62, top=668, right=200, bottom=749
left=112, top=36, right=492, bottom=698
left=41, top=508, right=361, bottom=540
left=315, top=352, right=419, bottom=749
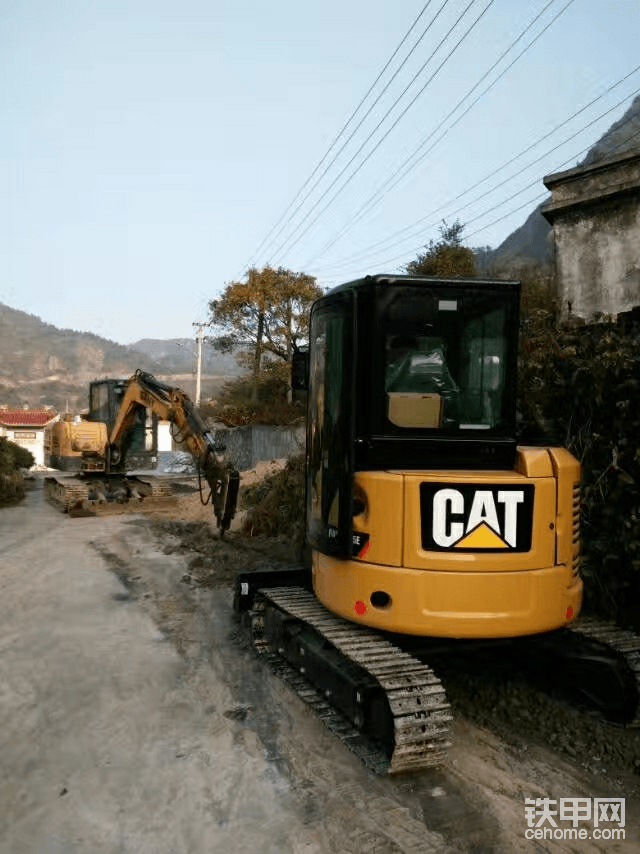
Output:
left=0, top=409, right=58, bottom=428
left=0, top=408, right=58, bottom=466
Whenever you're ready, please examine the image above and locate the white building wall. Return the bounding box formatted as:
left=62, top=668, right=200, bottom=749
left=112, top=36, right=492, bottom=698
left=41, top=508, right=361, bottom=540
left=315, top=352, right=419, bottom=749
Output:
left=2, top=427, right=46, bottom=466
left=157, top=421, right=173, bottom=452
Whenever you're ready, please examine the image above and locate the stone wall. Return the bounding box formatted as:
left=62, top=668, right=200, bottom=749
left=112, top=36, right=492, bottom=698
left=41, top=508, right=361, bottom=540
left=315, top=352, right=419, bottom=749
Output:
left=542, top=150, right=640, bottom=320
left=175, top=423, right=305, bottom=471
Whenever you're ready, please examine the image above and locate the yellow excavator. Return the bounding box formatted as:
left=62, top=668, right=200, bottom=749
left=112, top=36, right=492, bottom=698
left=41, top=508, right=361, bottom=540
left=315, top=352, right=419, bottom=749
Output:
left=235, top=274, right=640, bottom=774
left=45, top=370, right=239, bottom=531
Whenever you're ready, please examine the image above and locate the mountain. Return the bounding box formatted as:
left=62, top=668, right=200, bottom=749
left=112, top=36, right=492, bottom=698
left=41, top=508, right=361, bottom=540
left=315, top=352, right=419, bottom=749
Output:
left=0, top=304, right=242, bottom=411
left=130, top=338, right=241, bottom=376
left=477, top=94, right=640, bottom=271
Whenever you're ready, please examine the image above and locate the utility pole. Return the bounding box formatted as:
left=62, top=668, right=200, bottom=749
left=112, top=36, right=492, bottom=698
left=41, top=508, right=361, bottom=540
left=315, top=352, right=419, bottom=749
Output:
left=192, top=322, right=207, bottom=407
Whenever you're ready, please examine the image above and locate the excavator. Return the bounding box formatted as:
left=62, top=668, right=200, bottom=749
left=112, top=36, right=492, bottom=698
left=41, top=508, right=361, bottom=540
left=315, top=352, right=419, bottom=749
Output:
left=44, top=376, right=160, bottom=475
left=234, top=274, right=640, bottom=774
left=45, top=370, right=239, bottom=532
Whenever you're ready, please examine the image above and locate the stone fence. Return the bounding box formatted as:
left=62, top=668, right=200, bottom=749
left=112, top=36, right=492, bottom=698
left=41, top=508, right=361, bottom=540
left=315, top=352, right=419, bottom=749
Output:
left=179, top=422, right=306, bottom=471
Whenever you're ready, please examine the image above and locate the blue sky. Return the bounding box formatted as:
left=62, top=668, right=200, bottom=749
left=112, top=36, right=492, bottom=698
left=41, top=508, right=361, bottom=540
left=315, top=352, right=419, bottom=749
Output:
left=1, top=0, right=639, bottom=344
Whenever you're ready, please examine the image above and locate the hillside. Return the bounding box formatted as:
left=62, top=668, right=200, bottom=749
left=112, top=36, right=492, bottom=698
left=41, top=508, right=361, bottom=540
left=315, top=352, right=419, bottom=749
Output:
left=479, top=94, right=640, bottom=270
left=0, top=304, right=242, bottom=411
left=130, top=338, right=241, bottom=376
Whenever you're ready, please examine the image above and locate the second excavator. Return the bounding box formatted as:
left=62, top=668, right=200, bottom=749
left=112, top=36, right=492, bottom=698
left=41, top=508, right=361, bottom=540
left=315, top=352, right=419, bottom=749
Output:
left=45, top=370, right=239, bottom=532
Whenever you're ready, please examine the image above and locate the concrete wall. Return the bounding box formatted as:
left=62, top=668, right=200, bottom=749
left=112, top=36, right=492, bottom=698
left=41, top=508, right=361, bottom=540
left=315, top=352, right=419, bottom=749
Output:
left=206, top=423, right=305, bottom=471
left=542, top=151, right=640, bottom=320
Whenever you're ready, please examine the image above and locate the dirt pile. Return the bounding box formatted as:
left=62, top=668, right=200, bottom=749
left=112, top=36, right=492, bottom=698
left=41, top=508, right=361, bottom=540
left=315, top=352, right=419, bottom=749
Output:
left=240, top=455, right=305, bottom=543
left=141, top=460, right=289, bottom=528
left=440, top=658, right=640, bottom=783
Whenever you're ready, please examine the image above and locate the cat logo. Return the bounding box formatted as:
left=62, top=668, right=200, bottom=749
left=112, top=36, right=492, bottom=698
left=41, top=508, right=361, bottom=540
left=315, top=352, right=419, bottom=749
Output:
left=420, top=483, right=534, bottom=552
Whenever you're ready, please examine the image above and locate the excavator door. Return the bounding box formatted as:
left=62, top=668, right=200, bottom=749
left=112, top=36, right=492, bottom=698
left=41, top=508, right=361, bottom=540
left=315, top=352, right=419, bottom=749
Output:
left=306, top=292, right=355, bottom=559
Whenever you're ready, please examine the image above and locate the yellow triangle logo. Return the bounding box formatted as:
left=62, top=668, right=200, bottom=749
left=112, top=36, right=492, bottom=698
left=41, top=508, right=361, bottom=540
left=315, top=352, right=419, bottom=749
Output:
left=454, top=522, right=509, bottom=549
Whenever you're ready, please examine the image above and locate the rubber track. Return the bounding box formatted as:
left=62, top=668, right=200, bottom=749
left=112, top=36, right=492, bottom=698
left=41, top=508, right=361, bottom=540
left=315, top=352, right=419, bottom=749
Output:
left=250, top=586, right=452, bottom=774
left=568, top=616, right=640, bottom=726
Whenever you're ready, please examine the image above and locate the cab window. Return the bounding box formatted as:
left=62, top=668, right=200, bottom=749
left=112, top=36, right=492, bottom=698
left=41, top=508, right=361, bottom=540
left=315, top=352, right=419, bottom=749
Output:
left=382, top=289, right=510, bottom=431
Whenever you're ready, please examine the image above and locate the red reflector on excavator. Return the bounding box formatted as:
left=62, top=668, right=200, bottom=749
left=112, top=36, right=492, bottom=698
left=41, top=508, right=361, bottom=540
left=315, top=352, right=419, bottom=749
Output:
left=355, top=600, right=367, bottom=615
left=566, top=606, right=574, bottom=620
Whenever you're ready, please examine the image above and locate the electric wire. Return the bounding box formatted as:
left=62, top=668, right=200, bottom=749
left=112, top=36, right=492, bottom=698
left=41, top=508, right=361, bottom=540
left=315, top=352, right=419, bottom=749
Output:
left=312, top=73, right=640, bottom=275
left=443, top=84, right=640, bottom=223
left=244, top=0, right=439, bottom=269
left=354, top=0, right=576, bottom=224
left=306, top=0, right=576, bottom=265
left=268, top=0, right=491, bottom=263
left=463, top=123, right=640, bottom=241
left=339, top=123, right=640, bottom=274
left=269, top=0, right=495, bottom=265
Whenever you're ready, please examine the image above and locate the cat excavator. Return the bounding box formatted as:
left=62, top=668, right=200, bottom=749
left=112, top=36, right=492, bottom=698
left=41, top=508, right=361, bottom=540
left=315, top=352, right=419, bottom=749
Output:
left=235, top=274, right=640, bottom=774
left=45, top=370, right=239, bottom=531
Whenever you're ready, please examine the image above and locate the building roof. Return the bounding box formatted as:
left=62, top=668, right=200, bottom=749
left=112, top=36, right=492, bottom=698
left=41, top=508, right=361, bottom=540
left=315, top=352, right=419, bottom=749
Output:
left=0, top=409, right=58, bottom=427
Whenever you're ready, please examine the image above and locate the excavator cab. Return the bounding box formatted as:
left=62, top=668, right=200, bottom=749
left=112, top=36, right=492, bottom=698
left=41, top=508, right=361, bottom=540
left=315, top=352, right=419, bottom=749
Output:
left=87, top=379, right=158, bottom=471
left=301, top=274, right=581, bottom=639
left=305, top=275, right=520, bottom=559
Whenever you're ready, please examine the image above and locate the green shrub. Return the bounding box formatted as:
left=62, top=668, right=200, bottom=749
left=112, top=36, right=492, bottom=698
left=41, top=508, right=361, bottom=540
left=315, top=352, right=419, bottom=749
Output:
left=203, top=361, right=305, bottom=426
left=0, top=438, right=34, bottom=506
left=518, top=313, right=640, bottom=621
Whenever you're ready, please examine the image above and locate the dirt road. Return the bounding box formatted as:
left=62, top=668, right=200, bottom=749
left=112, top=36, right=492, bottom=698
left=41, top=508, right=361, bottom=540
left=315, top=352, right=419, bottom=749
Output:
left=1, top=479, right=638, bottom=853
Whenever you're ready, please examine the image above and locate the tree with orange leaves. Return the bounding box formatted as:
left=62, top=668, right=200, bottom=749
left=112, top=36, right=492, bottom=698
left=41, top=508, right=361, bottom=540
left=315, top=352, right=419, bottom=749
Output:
left=209, top=266, right=321, bottom=401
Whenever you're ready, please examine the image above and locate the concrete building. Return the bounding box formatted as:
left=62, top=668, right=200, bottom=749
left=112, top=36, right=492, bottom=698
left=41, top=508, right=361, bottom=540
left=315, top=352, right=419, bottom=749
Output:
left=541, top=150, right=640, bottom=321
left=0, top=407, right=59, bottom=466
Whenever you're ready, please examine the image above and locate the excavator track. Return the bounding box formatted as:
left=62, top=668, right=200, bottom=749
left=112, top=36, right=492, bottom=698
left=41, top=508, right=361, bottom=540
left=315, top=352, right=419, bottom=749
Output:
left=567, top=616, right=640, bottom=726
left=248, top=586, right=452, bottom=775
left=45, top=476, right=90, bottom=512
left=127, top=475, right=175, bottom=500
left=45, top=474, right=176, bottom=514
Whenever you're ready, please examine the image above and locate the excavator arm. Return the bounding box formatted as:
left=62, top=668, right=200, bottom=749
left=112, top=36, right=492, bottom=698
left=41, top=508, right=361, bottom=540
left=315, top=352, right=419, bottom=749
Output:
left=107, top=370, right=239, bottom=532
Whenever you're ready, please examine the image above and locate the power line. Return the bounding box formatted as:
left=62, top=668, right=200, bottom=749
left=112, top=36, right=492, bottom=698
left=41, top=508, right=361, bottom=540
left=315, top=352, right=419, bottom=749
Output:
left=463, top=123, right=640, bottom=241
left=445, top=84, right=640, bottom=220
left=306, top=0, right=576, bottom=265
left=243, top=0, right=439, bottom=268
left=265, top=0, right=477, bottom=263
left=269, top=0, right=495, bottom=264
left=312, top=72, right=640, bottom=275
left=324, top=123, right=640, bottom=276
left=355, top=0, right=576, bottom=223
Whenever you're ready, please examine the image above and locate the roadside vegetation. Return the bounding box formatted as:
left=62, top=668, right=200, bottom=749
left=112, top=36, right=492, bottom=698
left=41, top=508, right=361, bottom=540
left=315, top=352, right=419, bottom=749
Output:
left=240, top=455, right=306, bottom=555
left=518, top=296, right=640, bottom=623
left=204, top=265, right=320, bottom=426
left=200, top=358, right=304, bottom=426
left=0, top=438, right=34, bottom=506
